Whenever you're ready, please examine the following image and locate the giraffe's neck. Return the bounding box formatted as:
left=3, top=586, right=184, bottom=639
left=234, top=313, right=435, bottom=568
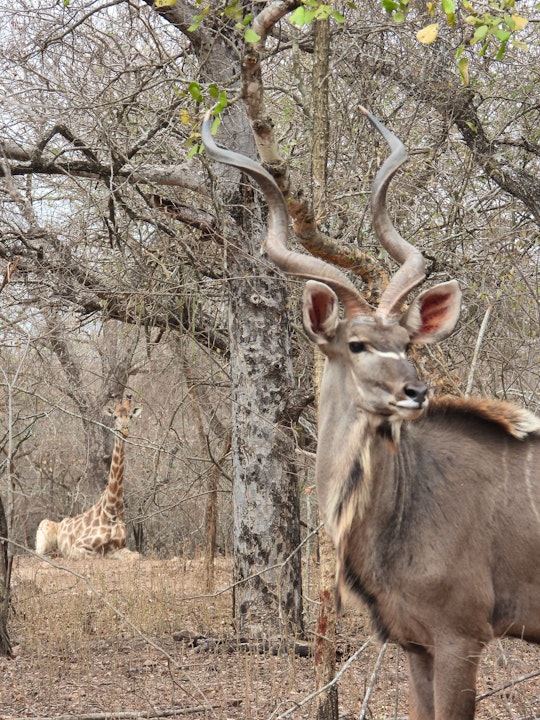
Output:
left=101, top=432, right=125, bottom=520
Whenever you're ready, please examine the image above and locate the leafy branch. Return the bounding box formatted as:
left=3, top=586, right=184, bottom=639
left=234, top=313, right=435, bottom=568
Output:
left=382, top=0, right=530, bottom=66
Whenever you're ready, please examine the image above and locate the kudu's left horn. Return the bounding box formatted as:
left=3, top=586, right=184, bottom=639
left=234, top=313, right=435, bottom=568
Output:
left=201, top=112, right=371, bottom=317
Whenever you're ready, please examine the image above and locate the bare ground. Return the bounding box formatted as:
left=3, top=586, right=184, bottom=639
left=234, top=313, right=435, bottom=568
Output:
left=2, top=555, right=540, bottom=719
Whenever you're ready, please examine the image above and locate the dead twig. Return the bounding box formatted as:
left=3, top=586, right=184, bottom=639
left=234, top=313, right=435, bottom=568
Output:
left=27, top=708, right=212, bottom=720
left=359, top=641, right=389, bottom=719
left=476, top=668, right=540, bottom=702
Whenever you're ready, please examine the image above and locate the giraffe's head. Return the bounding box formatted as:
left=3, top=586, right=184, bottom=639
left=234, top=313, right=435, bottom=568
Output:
left=105, top=394, right=142, bottom=437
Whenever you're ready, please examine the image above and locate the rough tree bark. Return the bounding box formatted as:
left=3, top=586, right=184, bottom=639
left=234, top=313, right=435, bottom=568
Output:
left=227, top=173, right=303, bottom=636
left=148, top=0, right=305, bottom=636
left=0, top=493, right=12, bottom=657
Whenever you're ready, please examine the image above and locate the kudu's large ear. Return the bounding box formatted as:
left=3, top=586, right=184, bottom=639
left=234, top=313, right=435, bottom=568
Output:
left=303, top=280, right=341, bottom=345
left=403, top=279, right=462, bottom=344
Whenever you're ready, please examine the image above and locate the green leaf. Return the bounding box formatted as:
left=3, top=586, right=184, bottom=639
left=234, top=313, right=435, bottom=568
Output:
left=479, top=39, right=490, bottom=56
left=315, top=5, right=332, bottom=19
left=213, top=90, right=228, bottom=114
left=457, top=56, right=469, bottom=85
left=381, top=0, right=399, bottom=11
left=493, top=28, right=511, bottom=41
left=332, top=10, right=346, bottom=22
left=244, top=27, right=261, bottom=43
left=496, top=40, right=508, bottom=60
left=186, top=143, right=199, bottom=160
left=211, top=117, right=222, bottom=135
left=441, top=0, right=455, bottom=14
left=393, top=11, right=406, bottom=21
left=470, top=24, right=489, bottom=44
left=208, top=83, right=219, bottom=99
left=188, top=81, right=204, bottom=103
left=223, top=0, right=241, bottom=19
left=289, top=6, right=306, bottom=26
left=187, top=5, right=210, bottom=31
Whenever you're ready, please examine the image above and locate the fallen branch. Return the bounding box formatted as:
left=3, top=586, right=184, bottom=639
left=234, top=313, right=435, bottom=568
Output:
left=476, top=668, right=540, bottom=702
left=269, top=639, right=371, bottom=720
left=28, top=708, right=212, bottom=720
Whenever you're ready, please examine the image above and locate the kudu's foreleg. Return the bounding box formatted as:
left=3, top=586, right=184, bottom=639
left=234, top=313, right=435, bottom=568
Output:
left=407, top=637, right=483, bottom=720
left=407, top=649, right=435, bottom=720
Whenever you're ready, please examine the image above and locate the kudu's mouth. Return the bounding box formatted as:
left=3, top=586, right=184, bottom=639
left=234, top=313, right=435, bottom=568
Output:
left=389, top=386, right=429, bottom=418
left=395, top=397, right=428, bottom=410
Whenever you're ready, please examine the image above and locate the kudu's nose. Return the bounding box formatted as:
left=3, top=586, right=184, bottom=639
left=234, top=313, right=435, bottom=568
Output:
left=403, top=382, right=428, bottom=408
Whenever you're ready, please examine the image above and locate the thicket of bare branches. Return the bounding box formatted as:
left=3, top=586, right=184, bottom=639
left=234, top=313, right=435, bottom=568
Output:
left=0, top=0, right=537, bottom=642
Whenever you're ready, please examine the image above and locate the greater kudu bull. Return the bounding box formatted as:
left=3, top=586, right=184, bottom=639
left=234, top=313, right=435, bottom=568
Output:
left=202, top=109, right=540, bottom=720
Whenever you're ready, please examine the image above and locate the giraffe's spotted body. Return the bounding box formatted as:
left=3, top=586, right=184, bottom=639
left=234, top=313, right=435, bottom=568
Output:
left=35, top=396, right=141, bottom=560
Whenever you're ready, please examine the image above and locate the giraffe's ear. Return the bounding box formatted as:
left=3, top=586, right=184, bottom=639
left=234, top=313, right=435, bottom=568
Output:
left=131, top=407, right=142, bottom=419
left=104, top=407, right=115, bottom=417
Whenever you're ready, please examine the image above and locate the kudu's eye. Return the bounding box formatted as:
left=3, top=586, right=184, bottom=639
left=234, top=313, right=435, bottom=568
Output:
left=349, top=341, right=367, bottom=354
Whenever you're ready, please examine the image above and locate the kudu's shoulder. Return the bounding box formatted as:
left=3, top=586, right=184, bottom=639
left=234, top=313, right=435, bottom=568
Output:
left=427, top=395, right=540, bottom=440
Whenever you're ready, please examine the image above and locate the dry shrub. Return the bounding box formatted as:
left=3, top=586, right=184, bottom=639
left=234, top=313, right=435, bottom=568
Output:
left=4, top=555, right=540, bottom=719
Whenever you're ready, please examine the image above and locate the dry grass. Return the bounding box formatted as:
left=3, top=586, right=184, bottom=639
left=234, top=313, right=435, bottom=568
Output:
left=2, top=555, right=540, bottom=719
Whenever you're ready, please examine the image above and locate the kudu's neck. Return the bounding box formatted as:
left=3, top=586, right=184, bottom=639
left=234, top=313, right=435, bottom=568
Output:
left=316, top=365, right=404, bottom=544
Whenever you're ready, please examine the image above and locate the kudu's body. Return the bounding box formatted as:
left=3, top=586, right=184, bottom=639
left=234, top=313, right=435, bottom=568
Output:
left=202, top=109, right=540, bottom=719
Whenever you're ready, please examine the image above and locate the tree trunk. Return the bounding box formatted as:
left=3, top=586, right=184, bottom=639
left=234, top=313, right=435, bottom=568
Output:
left=315, top=528, right=338, bottom=719
left=0, top=494, right=12, bottom=658
left=311, top=16, right=339, bottom=719
left=186, top=373, right=230, bottom=593
left=130, top=1, right=306, bottom=639
left=313, top=347, right=338, bottom=719
left=228, top=175, right=303, bottom=637
left=204, top=464, right=218, bottom=593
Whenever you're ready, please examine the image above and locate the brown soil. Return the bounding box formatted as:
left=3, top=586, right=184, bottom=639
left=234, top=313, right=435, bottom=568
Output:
left=2, top=556, right=540, bottom=719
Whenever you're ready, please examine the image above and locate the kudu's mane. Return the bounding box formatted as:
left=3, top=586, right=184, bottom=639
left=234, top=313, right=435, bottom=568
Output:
left=427, top=395, right=540, bottom=439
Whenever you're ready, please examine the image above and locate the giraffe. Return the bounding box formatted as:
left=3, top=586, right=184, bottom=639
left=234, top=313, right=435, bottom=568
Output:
left=35, top=395, right=142, bottom=560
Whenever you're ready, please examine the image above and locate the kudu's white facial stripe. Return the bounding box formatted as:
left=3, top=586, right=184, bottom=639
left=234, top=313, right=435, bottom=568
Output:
left=373, top=349, right=407, bottom=360
left=349, top=340, right=407, bottom=362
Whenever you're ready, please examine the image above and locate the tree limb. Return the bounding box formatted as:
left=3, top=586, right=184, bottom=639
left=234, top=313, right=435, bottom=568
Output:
left=361, top=47, right=540, bottom=225
left=0, top=154, right=206, bottom=196
left=241, top=9, right=378, bottom=286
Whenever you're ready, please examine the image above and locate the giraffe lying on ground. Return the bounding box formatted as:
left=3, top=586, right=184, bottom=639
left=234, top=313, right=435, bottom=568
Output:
left=35, top=396, right=142, bottom=560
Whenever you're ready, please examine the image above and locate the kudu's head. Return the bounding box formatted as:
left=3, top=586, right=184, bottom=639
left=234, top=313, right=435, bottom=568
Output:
left=202, top=109, right=462, bottom=423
